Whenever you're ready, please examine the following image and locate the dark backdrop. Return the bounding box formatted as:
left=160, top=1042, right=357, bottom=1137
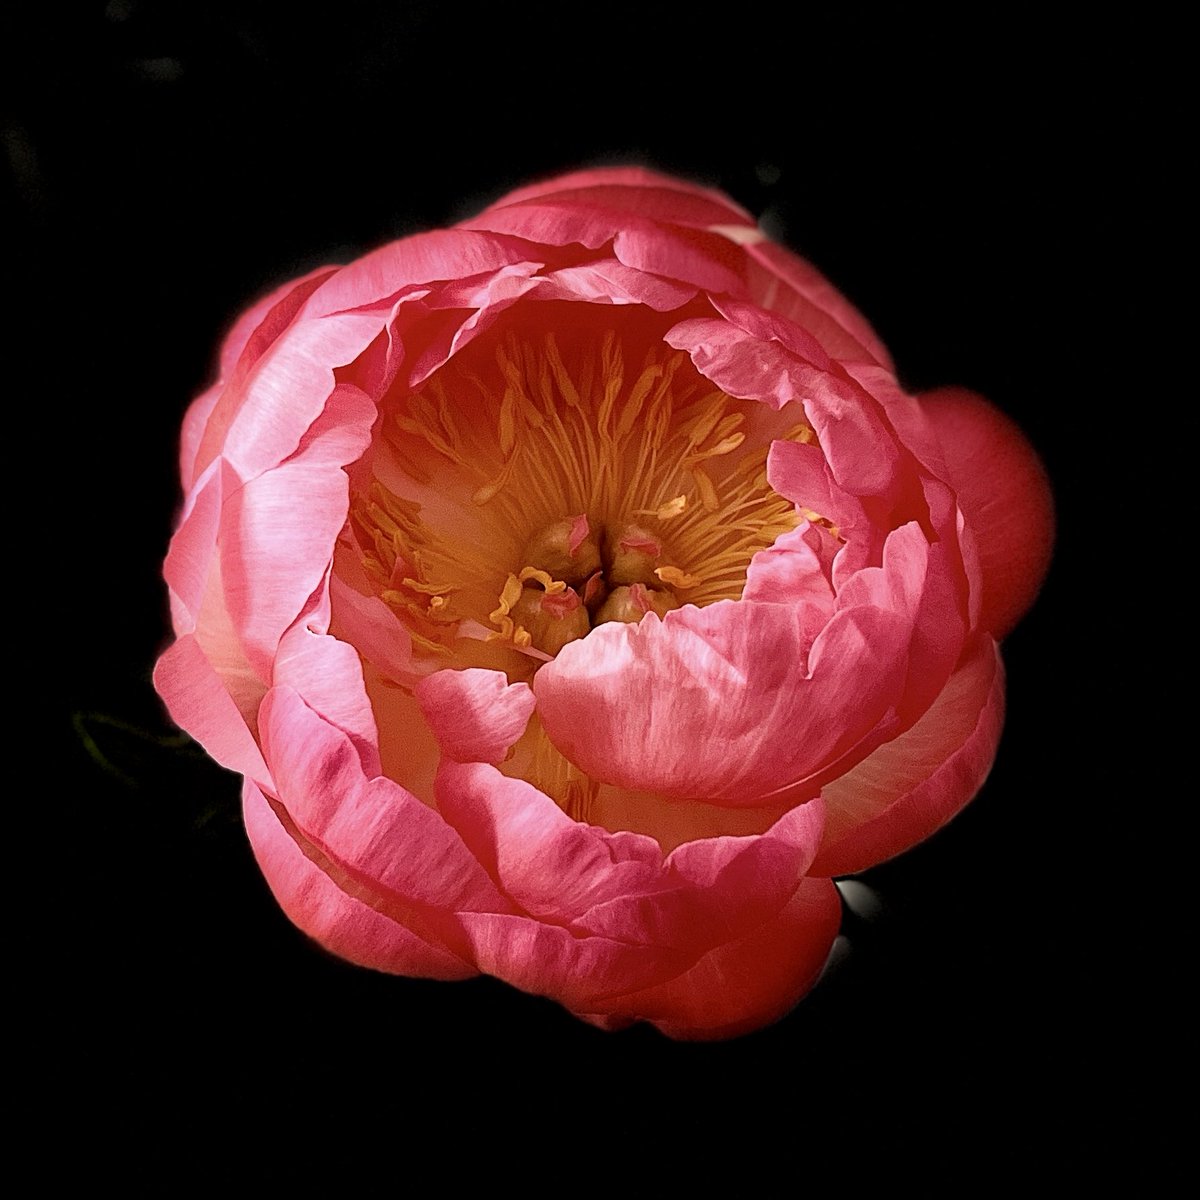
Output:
left=24, top=3, right=1171, bottom=1181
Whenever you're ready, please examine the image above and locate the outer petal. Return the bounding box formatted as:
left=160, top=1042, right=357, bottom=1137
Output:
left=744, top=240, right=894, bottom=368
left=580, top=877, right=842, bottom=1040
left=189, top=267, right=341, bottom=486
left=153, top=634, right=270, bottom=788
left=256, top=686, right=516, bottom=969
left=475, top=167, right=757, bottom=227
left=221, top=385, right=376, bottom=677
left=243, top=779, right=476, bottom=980
left=920, top=387, right=1055, bottom=638
left=810, top=638, right=1005, bottom=877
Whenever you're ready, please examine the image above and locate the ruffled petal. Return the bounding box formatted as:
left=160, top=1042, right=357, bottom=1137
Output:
left=475, top=166, right=756, bottom=227
left=668, top=314, right=902, bottom=495
left=222, top=386, right=376, bottom=677
left=415, top=669, right=536, bottom=765
left=297, top=230, right=540, bottom=319
left=190, top=267, right=340, bottom=485
left=243, top=779, right=476, bottom=980
left=580, top=877, right=842, bottom=1040
left=744, top=240, right=893, bottom=368
left=920, top=387, right=1054, bottom=638
left=258, top=687, right=510, bottom=927
left=810, top=638, right=1004, bottom=876
left=533, top=577, right=913, bottom=806
left=153, top=634, right=270, bottom=788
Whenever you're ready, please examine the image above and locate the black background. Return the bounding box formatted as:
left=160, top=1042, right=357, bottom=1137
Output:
left=22, top=2, right=1176, bottom=1182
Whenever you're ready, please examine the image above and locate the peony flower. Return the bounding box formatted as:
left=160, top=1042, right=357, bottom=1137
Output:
left=155, top=167, right=1052, bottom=1039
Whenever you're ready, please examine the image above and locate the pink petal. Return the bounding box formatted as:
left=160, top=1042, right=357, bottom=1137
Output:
left=274, top=621, right=381, bottom=777
left=258, top=688, right=512, bottom=933
left=534, top=259, right=698, bottom=310
left=667, top=316, right=901, bottom=495
left=190, top=267, right=340, bottom=486
left=580, top=877, right=842, bottom=1040
left=455, top=911, right=690, bottom=1011
left=810, top=638, right=1004, bottom=876
left=744, top=240, right=894, bottom=368
left=477, top=167, right=756, bottom=227
left=163, top=458, right=225, bottom=630
left=920, top=387, right=1055, bottom=638
left=415, top=669, right=536, bottom=765
left=743, top=523, right=837, bottom=614
left=436, top=764, right=824, bottom=960
left=219, top=313, right=384, bottom=484
left=221, top=386, right=376, bottom=678
left=533, top=592, right=910, bottom=807
left=153, top=635, right=270, bottom=789
left=297, top=230, right=540, bottom=319
left=243, top=780, right=476, bottom=980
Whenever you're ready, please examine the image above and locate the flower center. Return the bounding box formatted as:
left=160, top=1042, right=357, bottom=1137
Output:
left=352, top=329, right=808, bottom=668
left=348, top=326, right=813, bottom=820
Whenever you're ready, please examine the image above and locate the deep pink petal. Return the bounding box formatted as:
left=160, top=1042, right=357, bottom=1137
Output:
left=415, top=669, right=536, bottom=765
left=477, top=168, right=756, bottom=227
left=297, top=230, right=540, bottom=319
left=920, top=387, right=1055, bottom=638
left=744, top=240, right=893, bottom=367
left=580, top=877, right=842, bottom=1040
left=455, top=911, right=690, bottom=1010
left=810, top=639, right=1004, bottom=876
left=243, top=780, right=476, bottom=980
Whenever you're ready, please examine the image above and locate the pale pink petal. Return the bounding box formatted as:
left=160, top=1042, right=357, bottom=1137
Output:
left=243, top=780, right=475, bottom=980
left=743, top=522, right=837, bottom=614
left=810, top=639, right=1004, bottom=876
left=274, top=620, right=381, bottom=777
left=328, top=571, right=421, bottom=687
left=153, top=635, right=270, bottom=789
left=179, top=383, right=222, bottom=490
left=580, top=877, right=842, bottom=1040
left=163, top=459, right=224, bottom=631
left=219, top=313, right=384, bottom=483
left=534, top=259, right=698, bottom=310
left=415, top=669, right=536, bottom=765
left=221, top=386, right=377, bottom=677
left=191, top=268, right=340, bottom=484
left=920, top=387, right=1055, bottom=638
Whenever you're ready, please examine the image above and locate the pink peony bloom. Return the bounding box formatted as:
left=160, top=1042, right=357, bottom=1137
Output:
left=155, top=167, right=1053, bottom=1039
